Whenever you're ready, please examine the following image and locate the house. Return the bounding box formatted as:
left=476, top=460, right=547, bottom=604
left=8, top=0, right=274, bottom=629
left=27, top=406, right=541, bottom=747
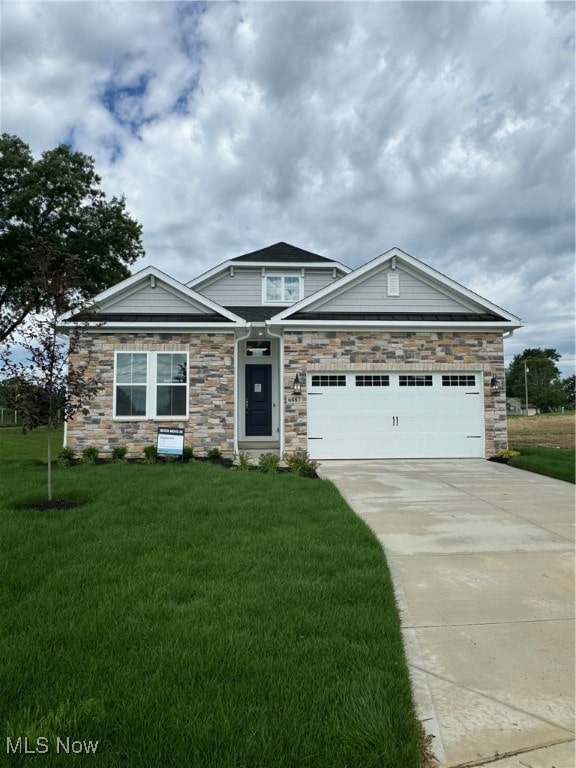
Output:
left=60, top=242, right=522, bottom=460
left=507, top=398, right=539, bottom=416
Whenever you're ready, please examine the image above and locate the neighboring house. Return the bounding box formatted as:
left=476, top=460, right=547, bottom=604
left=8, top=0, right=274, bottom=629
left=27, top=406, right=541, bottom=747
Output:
left=60, top=242, right=522, bottom=460
left=507, top=398, right=540, bottom=416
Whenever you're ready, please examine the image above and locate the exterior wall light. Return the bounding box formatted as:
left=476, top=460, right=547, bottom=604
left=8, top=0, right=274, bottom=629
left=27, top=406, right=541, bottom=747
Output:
left=293, top=373, right=302, bottom=395
left=490, top=375, right=501, bottom=393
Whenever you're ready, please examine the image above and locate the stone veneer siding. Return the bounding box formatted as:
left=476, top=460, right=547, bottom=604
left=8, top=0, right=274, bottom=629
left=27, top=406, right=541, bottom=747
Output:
left=282, top=330, right=507, bottom=457
left=67, top=332, right=236, bottom=458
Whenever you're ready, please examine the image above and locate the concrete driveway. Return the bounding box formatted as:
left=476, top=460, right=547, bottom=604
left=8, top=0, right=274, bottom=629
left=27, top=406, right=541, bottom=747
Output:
left=317, top=459, right=575, bottom=768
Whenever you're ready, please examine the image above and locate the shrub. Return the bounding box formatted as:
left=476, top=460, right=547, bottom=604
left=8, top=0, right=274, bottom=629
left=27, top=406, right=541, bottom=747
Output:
left=235, top=452, right=252, bottom=471
left=284, top=449, right=319, bottom=478
left=183, top=445, right=194, bottom=462
left=497, top=448, right=521, bottom=459
left=81, top=445, right=99, bottom=465
left=57, top=446, right=75, bottom=467
left=207, top=447, right=222, bottom=460
left=111, top=445, right=128, bottom=463
left=258, top=453, right=281, bottom=474
left=490, top=448, right=522, bottom=465
left=143, top=445, right=157, bottom=464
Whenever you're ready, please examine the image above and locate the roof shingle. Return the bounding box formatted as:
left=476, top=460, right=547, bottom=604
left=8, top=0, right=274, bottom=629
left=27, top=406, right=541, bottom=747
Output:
left=231, top=242, right=332, bottom=263
left=224, top=306, right=286, bottom=321
left=289, top=311, right=505, bottom=322
left=74, top=312, right=229, bottom=323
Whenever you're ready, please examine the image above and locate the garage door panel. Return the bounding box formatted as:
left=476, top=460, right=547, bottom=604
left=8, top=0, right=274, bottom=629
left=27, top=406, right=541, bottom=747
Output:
left=306, top=372, right=484, bottom=459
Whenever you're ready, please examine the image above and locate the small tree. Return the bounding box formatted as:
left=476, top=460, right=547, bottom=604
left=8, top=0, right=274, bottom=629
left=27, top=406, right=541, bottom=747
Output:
left=1, top=240, right=101, bottom=502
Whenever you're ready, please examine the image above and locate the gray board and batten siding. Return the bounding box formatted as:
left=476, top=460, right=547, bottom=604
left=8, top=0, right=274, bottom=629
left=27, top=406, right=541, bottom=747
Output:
left=195, top=267, right=345, bottom=307
left=103, top=282, right=212, bottom=315
left=301, top=264, right=483, bottom=315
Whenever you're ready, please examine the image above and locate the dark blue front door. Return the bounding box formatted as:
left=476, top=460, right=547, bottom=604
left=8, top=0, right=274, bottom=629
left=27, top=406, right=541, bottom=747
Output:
left=245, top=365, right=272, bottom=436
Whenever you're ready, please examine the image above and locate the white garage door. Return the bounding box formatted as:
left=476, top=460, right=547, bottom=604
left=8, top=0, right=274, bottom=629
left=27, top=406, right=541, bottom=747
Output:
left=307, top=372, right=484, bottom=459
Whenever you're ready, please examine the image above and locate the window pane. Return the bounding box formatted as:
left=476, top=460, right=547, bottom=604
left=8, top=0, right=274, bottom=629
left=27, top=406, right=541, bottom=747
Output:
left=157, top=353, right=187, bottom=384
left=116, top=386, right=146, bottom=416
left=284, top=276, right=300, bottom=301
left=266, top=276, right=282, bottom=301
left=116, top=353, right=147, bottom=384
left=311, top=375, right=346, bottom=387
left=356, top=375, right=389, bottom=387
left=442, top=375, right=476, bottom=387
left=399, top=375, right=433, bottom=387
left=157, top=385, right=187, bottom=416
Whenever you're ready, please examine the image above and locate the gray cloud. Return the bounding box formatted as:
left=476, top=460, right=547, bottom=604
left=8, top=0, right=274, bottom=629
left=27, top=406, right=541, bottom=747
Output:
left=1, top=0, right=574, bottom=374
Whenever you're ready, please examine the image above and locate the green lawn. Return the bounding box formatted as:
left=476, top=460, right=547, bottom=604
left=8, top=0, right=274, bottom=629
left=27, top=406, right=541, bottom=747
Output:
left=509, top=444, right=575, bottom=484
left=0, top=428, right=421, bottom=767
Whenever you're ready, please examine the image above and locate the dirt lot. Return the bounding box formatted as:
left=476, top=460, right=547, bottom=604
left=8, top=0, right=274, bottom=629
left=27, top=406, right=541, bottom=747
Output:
left=507, top=412, right=575, bottom=450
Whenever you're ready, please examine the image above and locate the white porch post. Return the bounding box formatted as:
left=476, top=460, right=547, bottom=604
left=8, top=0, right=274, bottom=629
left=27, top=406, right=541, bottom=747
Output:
left=265, top=324, right=284, bottom=456
left=234, top=325, right=252, bottom=457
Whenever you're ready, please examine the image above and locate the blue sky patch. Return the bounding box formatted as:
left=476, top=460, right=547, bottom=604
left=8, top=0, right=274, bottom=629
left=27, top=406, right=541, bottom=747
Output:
left=100, top=71, right=154, bottom=136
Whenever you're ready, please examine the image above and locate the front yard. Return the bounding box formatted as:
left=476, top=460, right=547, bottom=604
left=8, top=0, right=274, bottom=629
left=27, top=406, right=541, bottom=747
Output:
left=0, top=428, right=422, bottom=767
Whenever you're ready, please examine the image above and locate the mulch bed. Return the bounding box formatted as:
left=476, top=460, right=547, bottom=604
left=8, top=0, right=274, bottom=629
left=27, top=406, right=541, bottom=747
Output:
left=16, top=498, right=85, bottom=511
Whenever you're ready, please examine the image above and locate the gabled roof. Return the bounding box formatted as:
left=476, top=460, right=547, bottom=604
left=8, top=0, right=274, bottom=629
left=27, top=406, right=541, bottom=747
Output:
left=187, top=242, right=350, bottom=290
left=59, top=246, right=523, bottom=334
left=58, top=265, right=245, bottom=329
left=231, top=241, right=334, bottom=263
left=269, top=247, right=523, bottom=329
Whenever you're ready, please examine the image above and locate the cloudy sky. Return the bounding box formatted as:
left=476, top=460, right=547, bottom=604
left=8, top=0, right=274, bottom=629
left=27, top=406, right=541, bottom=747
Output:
left=1, top=0, right=574, bottom=374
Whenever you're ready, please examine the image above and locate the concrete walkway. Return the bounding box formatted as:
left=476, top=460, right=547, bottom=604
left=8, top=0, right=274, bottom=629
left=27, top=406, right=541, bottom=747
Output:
left=317, top=459, right=575, bottom=768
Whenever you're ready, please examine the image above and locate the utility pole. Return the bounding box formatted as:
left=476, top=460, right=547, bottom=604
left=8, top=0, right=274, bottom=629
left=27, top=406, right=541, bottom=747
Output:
left=524, top=361, right=529, bottom=415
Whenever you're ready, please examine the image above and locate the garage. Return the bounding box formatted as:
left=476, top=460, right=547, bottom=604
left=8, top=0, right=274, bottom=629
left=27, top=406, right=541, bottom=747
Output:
left=306, top=371, right=485, bottom=459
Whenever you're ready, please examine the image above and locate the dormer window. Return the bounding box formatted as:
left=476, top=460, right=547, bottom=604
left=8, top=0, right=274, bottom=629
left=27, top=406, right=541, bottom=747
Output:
left=263, top=274, right=302, bottom=303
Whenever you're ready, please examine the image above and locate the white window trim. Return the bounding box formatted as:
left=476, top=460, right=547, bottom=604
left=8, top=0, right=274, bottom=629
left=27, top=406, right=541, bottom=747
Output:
left=262, top=273, right=304, bottom=304
left=113, top=351, right=189, bottom=421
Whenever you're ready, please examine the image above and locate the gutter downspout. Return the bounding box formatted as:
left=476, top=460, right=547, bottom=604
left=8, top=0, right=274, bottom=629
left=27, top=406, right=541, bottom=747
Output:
left=265, top=323, right=285, bottom=457
left=234, top=324, right=252, bottom=457
left=502, top=329, right=515, bottom=398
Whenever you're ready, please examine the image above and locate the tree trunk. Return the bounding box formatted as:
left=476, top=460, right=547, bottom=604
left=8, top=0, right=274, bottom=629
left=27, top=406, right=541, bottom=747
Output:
left=47, top=424, right=52, bottom=501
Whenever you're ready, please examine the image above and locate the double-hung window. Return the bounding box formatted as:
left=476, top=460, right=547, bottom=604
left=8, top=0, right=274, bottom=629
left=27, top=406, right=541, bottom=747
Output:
left=114, top=352, right=188, bottom=419
left=156, top=353, right=188, bottom=416
left=115, top=353, right=147, bottom=416
left=264, top=274, right=302, bottom=303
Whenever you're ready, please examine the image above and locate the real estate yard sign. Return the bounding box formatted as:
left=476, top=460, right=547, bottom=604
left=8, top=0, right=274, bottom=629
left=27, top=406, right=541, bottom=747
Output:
left=157, top=427, right=185, bottom=457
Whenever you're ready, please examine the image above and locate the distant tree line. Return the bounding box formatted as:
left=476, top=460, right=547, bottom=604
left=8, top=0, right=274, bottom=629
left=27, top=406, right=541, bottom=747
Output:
left=506, top=348, right=574, bottom=411
left=0, top=377, right=65, bottom=427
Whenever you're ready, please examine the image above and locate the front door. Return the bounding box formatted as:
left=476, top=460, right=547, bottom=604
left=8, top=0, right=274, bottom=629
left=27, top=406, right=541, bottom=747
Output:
left=245, top=364, right=272, bottom=437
